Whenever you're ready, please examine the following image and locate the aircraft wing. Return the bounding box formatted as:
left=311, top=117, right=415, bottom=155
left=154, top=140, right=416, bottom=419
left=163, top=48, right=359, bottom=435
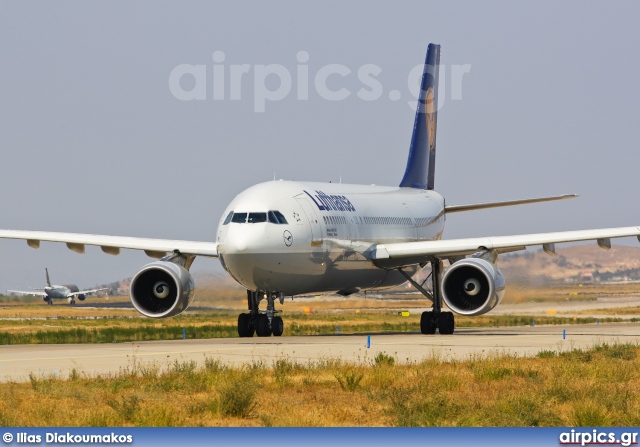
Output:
left=369, top=226, right=640, bottom=264
left=7, top=290, right=47, bottom=297
left=0, top=230, right=218, bottom=258
left=68, top=287, right=109, bottom=296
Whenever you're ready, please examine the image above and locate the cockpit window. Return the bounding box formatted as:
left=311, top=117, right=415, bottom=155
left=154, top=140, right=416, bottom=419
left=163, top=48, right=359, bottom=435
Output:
left=272, top=211, right=288, bottom=224
left=248, top=212, right=267, bottom=223
left=230, top=211, right=287, bottom=224
left=231, top=212, right=247, bottom=223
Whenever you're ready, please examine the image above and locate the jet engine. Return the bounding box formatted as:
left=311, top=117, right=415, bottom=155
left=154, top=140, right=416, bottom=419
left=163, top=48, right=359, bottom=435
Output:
left=77, top=294, right=86, bottom=301
left=43, top=296, right=50, bottom=303
left=441, top=258, right=505, bottom=316
left=130, top=261, right=195, bottom=318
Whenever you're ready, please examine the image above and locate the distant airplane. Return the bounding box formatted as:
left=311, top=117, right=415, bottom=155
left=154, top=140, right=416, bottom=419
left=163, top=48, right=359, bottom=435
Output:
left=0, top=44, right=639, bottom=335
left=7, top=268, right=107, bottom=305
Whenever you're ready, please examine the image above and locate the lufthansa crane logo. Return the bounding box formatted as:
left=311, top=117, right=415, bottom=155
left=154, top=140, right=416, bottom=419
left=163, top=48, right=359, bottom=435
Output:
left=283, top=230, right=293, bottom=247
left=425, top=87, right=436, bottom=152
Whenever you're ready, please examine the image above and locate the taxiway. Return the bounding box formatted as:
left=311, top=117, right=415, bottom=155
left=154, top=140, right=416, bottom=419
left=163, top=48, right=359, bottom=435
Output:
left=1, top=323, right=639, bottom=381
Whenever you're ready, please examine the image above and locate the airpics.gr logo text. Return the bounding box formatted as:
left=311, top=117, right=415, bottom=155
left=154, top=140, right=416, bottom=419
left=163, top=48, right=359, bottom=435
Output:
left=304, top=190, right=355, bottom=212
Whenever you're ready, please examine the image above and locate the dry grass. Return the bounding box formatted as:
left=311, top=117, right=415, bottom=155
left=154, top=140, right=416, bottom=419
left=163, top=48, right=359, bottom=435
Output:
left=565, top=306, right=640, bottom=316
left=1, top=343, right=639, bottom=426
left=503, top=281, right=640, bottom=304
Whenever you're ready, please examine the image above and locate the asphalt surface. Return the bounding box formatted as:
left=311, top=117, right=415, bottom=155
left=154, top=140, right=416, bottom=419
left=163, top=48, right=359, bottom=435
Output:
left=1, top=323, right=638, bottom=382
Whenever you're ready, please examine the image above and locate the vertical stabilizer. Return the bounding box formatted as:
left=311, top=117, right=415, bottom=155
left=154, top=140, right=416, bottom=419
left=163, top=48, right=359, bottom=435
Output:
left=45, top=268, right=51, bottom=287
left=399, top=43, right=440, bottom=190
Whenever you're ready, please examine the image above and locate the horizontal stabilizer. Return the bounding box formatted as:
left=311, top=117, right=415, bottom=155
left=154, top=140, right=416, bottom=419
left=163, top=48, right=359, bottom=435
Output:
left=445, top=194, right=578, bottom=213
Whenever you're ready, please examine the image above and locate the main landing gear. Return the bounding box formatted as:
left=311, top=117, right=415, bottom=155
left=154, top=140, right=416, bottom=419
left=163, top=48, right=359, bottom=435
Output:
left=238, top=290, right=284, bottom=338
left=398, top=260, right=455, bottom=335
left=67, top=297, right=76, bottom=305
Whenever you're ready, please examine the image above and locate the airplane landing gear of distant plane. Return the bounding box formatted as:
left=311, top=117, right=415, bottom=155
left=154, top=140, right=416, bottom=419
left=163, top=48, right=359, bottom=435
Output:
left=238, top=290, right=284, bottom=337
left=398, top=260, right=455, bottom=335
left=68, top=297, right=76, bottom=305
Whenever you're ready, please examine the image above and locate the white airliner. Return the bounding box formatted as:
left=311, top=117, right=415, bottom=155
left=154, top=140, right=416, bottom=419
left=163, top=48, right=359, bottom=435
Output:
left=7, top=268, right=107, bottom=305
left=0, top=44, right=638, bottom=336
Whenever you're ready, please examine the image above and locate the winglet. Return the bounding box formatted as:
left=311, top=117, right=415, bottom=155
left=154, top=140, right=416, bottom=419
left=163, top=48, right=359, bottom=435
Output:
left=400, top=43, right=440, bottom=190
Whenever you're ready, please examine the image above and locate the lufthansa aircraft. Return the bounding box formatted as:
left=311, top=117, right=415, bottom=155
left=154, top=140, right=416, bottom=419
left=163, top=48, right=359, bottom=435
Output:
left=7, top=268, right=107, bottom=305
left=0, top=44, right=638, bottom=335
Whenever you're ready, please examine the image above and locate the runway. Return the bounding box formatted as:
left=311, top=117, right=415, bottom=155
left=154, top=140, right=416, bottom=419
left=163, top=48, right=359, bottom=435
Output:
left=1, top=323, right=638, bottom=382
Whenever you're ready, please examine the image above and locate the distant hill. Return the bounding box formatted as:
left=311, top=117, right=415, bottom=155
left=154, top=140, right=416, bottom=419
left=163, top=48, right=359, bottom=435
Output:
left=499, top=244, right=640, bottom=284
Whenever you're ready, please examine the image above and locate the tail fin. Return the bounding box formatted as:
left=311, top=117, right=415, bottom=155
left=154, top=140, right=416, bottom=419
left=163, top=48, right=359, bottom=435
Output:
left=45, top=268, right=51, bottom=287
left=399, top=43, right=440, bottom=190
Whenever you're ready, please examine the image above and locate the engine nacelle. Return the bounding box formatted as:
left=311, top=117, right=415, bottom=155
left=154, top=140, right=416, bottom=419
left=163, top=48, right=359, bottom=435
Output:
left=130, top=261, right=195, bottom=318
left=77, top=294, right=86, bottom=301
left=43, top=296, right=50, bottom=303
left=442, top=258, right=505, bottom=316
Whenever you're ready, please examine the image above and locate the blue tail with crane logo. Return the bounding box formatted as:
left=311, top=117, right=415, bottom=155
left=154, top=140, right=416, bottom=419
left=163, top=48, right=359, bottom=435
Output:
left=399, top=43, right=440, bottom=190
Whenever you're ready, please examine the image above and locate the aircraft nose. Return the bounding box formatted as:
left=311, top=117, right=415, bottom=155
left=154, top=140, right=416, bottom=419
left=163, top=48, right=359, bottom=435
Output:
left=234, top=238, right=248, bottom=252
left=223, top=223, right=266, bottom=254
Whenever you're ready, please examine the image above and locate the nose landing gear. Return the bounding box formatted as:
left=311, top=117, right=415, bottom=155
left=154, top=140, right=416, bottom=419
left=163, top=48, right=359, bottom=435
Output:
left=237, top=290, right=285, bottom=338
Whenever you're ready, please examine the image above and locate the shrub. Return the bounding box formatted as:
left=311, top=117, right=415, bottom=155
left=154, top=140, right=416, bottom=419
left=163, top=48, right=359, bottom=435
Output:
left=373, top=352, right=395, bottom=367
left=335, top=370, right=364, bottom=391
left=218, top=374, right=259, bottom=418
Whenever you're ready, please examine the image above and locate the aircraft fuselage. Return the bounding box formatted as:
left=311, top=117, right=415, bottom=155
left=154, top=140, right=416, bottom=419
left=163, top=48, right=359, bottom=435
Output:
left=217, top=181, right=445, bottom=295
left=45, top=284, right=79, bottom=299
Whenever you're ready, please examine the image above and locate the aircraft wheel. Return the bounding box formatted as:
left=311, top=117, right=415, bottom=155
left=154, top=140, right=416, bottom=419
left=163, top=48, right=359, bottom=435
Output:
left=272, top=316, right=284, bottom=337
left=237, top=313, right=254, bottom=337
left=438, top=312, right=455, bottom=335
left=256, top=315, right=272, bottom=337
left=420, top=311, right=437, bottom=335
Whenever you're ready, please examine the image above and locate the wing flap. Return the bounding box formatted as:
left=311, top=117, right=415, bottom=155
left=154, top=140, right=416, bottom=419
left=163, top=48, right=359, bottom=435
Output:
left=370, top=226, right=640, bottom=261
left=0, top=230, right=218, bottom=258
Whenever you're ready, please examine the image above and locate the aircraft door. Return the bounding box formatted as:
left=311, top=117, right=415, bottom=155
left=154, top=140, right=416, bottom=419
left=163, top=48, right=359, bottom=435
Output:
left=295, top=198, right=323, bottom=245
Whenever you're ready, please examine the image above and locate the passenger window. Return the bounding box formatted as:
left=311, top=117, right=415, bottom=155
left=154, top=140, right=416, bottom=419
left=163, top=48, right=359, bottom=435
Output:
left=231, top=212, right=247, bottom=223
left=223, top=212, right=233, bottom=225
left=248, top=212, right=267, bottom=223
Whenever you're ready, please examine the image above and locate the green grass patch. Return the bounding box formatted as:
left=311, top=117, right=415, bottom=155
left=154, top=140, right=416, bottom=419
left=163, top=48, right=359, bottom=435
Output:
left=0, top=311, right=630, bottom=345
